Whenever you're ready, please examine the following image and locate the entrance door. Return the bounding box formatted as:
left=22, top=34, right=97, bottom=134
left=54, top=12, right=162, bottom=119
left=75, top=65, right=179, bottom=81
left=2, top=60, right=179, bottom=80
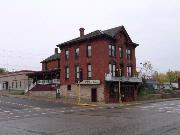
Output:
left=91, top=88, right=97, bottom=102
left=121, top=85, right=134, bottom=102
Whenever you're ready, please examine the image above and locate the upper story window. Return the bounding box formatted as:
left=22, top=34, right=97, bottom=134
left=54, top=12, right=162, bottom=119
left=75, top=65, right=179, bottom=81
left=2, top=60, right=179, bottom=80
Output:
left=119, top=47, right=123, bottom=58
left=109, top=45, right=115, bottom=57
left=75, top=65, right=80, bottom=80
left=109, top=63, right=116, bottom=77
left=127, top=66, right=132, bottom=77
left=126, top=49, right=131, bottom=60
left=75, top=48, right=79, bottom=59
left=65, top=50, right=69, bottom=60
left=87, top=64, right=92, bottom=79
left=87, top=45, right=92, bottom=57
left=65, top=66, right=69, bottom=79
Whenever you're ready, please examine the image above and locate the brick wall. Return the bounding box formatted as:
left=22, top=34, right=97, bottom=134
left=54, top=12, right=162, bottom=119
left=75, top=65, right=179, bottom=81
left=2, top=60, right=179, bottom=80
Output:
left=60, top=84, right=104, bottom=102
left=42, top=60, right=59, bottom=71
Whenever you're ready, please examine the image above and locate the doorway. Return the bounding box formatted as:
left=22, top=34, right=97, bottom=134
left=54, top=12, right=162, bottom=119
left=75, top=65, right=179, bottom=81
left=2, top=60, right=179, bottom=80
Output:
left=91, top=88, right=97, bottom=102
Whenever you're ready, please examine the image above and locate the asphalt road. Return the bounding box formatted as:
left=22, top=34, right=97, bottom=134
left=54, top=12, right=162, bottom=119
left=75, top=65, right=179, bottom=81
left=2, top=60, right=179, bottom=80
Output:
left=0, top=96, right=180, bottom=135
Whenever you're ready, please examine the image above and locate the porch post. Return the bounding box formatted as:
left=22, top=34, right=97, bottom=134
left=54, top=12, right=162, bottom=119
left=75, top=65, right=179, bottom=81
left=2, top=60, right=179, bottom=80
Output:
left=118, top=80, right=122, bottom=103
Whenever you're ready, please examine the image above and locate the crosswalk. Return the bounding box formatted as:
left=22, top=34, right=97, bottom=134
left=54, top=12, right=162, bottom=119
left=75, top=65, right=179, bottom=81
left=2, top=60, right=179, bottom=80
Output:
left=1, top=99, right=180, bottom=121
left=0, top=100, right=108, bottom=121
left=138, top=101, right=180, bottom=114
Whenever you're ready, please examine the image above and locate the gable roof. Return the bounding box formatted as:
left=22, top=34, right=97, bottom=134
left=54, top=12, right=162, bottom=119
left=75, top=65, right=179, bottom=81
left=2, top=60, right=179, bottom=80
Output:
left=40, top=53, right=60, bottom=63
left=57, top=25, right=138, bottom=48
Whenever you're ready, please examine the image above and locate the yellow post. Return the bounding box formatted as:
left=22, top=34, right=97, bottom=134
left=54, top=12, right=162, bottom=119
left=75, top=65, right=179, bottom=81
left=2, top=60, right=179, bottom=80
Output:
left=77, top=81, right=81, bottom=104
left=119, top=80, right=121, bottom=103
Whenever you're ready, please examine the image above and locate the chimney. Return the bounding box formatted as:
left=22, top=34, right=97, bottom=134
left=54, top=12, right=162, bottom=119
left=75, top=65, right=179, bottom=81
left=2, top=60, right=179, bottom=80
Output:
left=79, top=27, right=85, bottom=38
left=55, top=48, right=58, bottom=54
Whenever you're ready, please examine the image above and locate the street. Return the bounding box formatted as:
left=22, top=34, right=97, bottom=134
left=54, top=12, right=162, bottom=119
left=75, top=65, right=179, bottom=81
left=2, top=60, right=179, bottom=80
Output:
left=0, top=96, right=180, bottom=135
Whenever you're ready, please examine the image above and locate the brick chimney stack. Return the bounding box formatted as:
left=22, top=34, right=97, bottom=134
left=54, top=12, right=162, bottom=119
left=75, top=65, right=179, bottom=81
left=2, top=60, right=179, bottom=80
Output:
left=55, top=48, right=58, bottom=54
left=79, top=27, right=85, bottom=38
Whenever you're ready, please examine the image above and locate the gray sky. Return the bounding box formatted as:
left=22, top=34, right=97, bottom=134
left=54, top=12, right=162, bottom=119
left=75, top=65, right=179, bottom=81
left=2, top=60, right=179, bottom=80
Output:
left=0, top=0, right=179, bottom=73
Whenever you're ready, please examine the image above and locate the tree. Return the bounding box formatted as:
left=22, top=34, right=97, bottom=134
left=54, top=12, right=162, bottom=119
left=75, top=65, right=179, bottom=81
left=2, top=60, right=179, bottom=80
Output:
left=0, top=68, right=7, bottom=74
left=167, top=70, right=180, bottom=83
left=139, top=61, right=155, bottom=79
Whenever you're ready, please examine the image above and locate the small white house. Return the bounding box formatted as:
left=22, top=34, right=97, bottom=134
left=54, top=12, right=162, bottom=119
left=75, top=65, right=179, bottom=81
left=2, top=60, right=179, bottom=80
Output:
left=0, top=70, right=34, bottom=91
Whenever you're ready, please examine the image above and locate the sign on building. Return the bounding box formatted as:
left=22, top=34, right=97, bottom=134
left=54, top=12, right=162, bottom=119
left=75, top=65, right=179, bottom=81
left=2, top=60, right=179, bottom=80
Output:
left=79, top=80, right=100, bottom=85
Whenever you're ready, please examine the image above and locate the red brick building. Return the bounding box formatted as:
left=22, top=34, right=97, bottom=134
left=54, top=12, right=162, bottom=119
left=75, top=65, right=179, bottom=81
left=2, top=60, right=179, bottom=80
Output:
left=27, top=48, right=60, bottom=96
left=57, top=26, right=142, bottom=103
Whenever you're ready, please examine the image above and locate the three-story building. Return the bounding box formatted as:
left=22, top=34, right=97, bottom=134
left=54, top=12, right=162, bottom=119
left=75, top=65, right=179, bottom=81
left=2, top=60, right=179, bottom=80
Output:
left=57, top=26, right=142, bottom=103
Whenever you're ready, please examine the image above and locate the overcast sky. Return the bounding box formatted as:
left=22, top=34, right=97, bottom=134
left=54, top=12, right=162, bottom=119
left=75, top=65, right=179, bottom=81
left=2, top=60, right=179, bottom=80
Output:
left=0, top=0, right=179, bottom=73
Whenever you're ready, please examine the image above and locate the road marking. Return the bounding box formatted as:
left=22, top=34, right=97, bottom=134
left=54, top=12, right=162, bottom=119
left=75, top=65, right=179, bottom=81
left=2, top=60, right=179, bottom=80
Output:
left=164, top=107, right=173, bottom=109
left=41, top=113, right=46, bottom=115
left=157, top=110, right=163, bottom=112
left=50, top=112, right=57, bottom=114
left=14, top=116, right=20, bottom=118
left=33, top=107, right=41, bottom=110
left=9, top=113, right=13, bottom=115
left=166, top=110, right=172, bottom=113
left=60, top=111, right=65, bottom=113
left=4, top=111, right=10, bottom=113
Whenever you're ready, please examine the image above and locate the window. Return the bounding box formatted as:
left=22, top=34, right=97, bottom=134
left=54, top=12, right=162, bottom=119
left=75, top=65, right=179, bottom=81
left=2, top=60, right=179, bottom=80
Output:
left=87, top=45, right=92, bottom=57
left=65, top=66, right=69, bottom=79
left=109, top=45, right=115, bottom=57
left=67, top=85, right=71, bottom=91
left=119, top=47, right=123, bottom=58
left=127, top=66, right=132, bottom=77
left=16, top=82, right=17, bottom=88
left=12, top=82, right=14, bottom=89
left=109, top=63, right=116, bottom=77
left=75, top=65, right=80, bottom=79
left=75, top=48, right=79, bottom=59
left=87, top=64, right=92, bottom=78
left=65, top=50, right=69, bottom=60
left=20, top=81, right=21, bottom=88
left=126, top=49, right=131, bottom=60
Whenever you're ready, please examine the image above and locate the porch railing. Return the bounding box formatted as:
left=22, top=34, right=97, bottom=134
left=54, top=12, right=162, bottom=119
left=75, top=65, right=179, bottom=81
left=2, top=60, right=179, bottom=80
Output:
left=105, top=73, right=142, bottom=83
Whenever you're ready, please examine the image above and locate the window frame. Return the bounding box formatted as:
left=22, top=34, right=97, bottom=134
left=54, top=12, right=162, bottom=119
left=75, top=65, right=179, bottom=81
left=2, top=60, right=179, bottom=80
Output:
left=65, top=50, right=69, bottom=60
left=75, top=47, right=79, bottom=59
left=126, top=48, right=131, bottom=60
left=109, top=63, right=116, bottom=77
left=65, top=66, right=69, bottom=80
left=87, top=64, right=92, bottom=79
left=127, top=66, right=132, bottom=77
left=119, top=47, right=123, bottom=58
left=108, top=44, right=116, bottom=57
left=87, top=45, right=92, bottom=57
left=75, top=65, right=80, bottom=80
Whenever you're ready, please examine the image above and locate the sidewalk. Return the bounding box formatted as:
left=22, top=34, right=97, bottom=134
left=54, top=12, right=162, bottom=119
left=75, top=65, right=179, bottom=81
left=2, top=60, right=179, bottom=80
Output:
left=1, top=91, right=180, bottom=108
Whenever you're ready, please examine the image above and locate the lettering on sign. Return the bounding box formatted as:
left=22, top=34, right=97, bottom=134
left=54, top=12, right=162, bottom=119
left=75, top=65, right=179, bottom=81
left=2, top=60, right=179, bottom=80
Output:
left=79, top=80, right=100, bottom=85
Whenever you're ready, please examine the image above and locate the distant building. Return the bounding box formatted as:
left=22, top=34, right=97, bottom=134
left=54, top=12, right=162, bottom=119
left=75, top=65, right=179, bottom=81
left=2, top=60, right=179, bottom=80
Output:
left=0, top=70, right=34, bottom=91
left=146, top=79, right=158, bottom=90
left=57, top=26, right=142, bottom=103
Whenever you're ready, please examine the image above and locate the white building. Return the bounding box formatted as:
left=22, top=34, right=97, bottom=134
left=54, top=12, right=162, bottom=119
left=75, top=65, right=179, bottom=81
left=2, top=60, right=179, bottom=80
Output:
left=0, top=70, right=34, bottom=91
